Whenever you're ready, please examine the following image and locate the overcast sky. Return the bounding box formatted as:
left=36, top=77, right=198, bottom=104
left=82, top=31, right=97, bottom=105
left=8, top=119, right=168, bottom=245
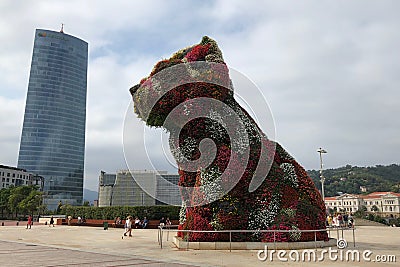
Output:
left=1, top=0, right=399, bottom=191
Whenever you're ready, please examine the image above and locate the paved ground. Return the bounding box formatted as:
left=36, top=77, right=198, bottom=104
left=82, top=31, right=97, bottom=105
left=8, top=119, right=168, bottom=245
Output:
left=0, top=223, right=398, bottom=266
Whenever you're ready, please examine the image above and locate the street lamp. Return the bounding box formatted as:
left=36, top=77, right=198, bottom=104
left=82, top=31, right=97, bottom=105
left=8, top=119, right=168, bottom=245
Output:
left=43, top=178, right=54, bottom=207
left=317, top=148, right=327, bottom=201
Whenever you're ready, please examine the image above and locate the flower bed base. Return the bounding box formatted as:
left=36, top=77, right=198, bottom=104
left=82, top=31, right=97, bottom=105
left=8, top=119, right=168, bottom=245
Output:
left=173, top=236, right=337, bottom=250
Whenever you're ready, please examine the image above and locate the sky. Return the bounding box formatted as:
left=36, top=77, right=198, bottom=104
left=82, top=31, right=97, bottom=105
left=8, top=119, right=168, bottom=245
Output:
left=0, top=0, right=399, bottom=191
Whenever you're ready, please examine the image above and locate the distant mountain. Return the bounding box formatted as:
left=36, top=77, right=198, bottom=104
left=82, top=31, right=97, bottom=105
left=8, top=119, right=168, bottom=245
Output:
left=83, top=188, right=98, bottom=204
left=307, top=164, right=400, bottom=197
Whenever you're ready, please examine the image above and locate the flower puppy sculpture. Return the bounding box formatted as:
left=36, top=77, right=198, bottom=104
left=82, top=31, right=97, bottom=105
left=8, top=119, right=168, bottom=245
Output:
left=130, top=36, right=327, bottom=242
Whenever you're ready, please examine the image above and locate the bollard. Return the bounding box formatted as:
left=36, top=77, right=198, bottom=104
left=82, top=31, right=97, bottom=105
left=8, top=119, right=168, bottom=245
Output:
left=16, top=221, right=19, bottom=226
left=1, top=222, right=3, bottom=226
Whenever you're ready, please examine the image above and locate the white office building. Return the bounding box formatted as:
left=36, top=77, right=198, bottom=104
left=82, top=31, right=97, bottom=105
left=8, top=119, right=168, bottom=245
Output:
left=325, top=191, right=400, bottom=218
left=98, top=170, right=181, bottom=207
left=0, top=164, right=43, bottom=189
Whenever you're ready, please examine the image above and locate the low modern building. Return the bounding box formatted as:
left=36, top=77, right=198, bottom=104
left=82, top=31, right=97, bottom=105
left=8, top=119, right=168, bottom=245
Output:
left=98, top=170, right=181, bottom=207
left=325, top=191, right=400, bottom=218
left=0, top=164, right=43, bottom=190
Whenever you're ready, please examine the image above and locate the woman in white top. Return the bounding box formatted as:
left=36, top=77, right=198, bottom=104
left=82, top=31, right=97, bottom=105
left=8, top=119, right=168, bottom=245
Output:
left=122, top=216, right=132, bottom=238
left=134, top=217, right=141, bottom=228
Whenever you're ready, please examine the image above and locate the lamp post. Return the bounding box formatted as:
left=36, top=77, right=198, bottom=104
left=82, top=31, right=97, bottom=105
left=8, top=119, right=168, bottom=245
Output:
left=43, top=178, right=54, bottom=208
left=317, top=148, right=327, bottom=201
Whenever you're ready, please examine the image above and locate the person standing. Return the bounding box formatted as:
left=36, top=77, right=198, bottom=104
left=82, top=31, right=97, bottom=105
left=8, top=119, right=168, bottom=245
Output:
left=343, top=213, right=349, bottom=227
left=122, top=216, right=132, bottom=239
left=338, top=213, right=343, bottom=228
left=26, top=215, right=32, bottom=229
left=49, top=216, right=55, bottom=227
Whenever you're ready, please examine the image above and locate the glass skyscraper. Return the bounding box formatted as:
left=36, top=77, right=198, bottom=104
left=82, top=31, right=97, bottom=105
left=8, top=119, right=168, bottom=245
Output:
left=18, top=29, right=88, bottom=210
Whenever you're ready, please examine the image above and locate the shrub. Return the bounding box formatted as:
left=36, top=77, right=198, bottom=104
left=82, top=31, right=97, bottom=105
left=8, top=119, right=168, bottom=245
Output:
left=58, top=205, right=180, bottom=220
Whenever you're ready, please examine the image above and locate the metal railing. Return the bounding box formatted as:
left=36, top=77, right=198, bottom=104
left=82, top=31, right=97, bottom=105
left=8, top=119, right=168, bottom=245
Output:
left=158, top=225, right=356, bottom=251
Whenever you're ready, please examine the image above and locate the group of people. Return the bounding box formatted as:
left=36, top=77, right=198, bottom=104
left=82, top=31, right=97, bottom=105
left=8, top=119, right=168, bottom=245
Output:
left=159, top=217, right=171, bottom=227
left=327, top=213, right=354, bottom=228
left=115, top=216, right=149, bottom=229
left=26, top=215, right=55, bottom=229
left=120, top=216, right=173, bottom=239
left=120, top=216, right=150, bottom=239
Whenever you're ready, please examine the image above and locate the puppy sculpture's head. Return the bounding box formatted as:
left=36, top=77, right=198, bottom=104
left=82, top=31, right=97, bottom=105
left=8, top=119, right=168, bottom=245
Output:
left=129, top=36, right=234, bottom=130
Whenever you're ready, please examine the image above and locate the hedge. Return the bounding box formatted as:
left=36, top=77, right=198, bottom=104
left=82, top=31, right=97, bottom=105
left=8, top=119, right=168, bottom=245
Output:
left=59, top=205, right=180, bottom=220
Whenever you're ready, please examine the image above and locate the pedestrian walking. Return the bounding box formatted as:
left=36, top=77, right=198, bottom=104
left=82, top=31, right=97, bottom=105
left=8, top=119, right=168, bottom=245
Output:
left=26, top=215, right=32, bottom=229
left=49, top=216, right=55, bottom=227
left=122, top=216, right=132, bottom=239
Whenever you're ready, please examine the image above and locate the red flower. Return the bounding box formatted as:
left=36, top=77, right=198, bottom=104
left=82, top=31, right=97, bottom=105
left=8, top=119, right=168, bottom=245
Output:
left=185, top=44, right=210, bottom=62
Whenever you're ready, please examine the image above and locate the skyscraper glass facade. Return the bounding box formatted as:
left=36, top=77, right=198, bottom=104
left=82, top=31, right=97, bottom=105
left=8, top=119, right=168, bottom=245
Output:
left=18, top=29, right=88, bottom=210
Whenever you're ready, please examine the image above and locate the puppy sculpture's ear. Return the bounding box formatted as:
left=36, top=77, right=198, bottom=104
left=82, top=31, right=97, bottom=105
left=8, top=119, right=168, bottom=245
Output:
left=129, top=84, right=140, bottom=96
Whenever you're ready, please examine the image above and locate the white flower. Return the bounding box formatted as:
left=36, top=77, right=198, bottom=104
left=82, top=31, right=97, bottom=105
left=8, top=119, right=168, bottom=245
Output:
left=280, top=163, right=298, bottom=188
left=289, top=225, right=301, bottom=241
left=280, top=208, right=296, bottom=219
left=210, top=214, right=223, bottom=230
left=179, top=201, right=187, bottom=224
left=199, top=166, right=223, bottom=202
left=183, top=103, right=192, bottom=116
left=248, top=192, right=281, bottom=230
left=169, top=136, right=197, bottom=162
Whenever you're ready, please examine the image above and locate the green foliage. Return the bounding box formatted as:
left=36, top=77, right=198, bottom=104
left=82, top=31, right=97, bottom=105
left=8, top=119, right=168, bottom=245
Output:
left=307, top=164, right=400, bottom=197
left=371, top=205, right=379, bottom=212
left=0, top=187, right=12, bottom=218
left=0, top=185, right=43, bottom=218
left=353, top=205, right=367, bottom=218
left=364, top=213, right=391, bottom=225
left=18, top=190, right=42, bottom=215
left=8, top=185, right=38, bottom=216
left=59, top=205, right=180, bottom=220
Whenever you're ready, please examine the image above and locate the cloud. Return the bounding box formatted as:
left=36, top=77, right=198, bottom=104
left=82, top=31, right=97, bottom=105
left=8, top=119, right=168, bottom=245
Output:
left=0, top=97, right=24, bottom=165
left=1, top=0, right=400, bottom=191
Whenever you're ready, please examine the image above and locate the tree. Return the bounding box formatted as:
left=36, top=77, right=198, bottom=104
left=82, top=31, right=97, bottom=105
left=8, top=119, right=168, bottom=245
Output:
left=83, top=201, right=90, bottom=206
left=371, top=205, right=379, bottom=212
left=354, top=205, right=367, bottom=218
left=7, top=185, right=40, bottom=218
left=18, top=190, right=42, bottom=216
left=56, top=201, right=63, bottom=213
left=0, top=188, right=11, bottom=218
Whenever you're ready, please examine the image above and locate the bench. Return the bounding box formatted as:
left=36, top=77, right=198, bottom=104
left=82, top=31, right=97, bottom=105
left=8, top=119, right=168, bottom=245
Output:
left=57, top=219, right=178, bottom=229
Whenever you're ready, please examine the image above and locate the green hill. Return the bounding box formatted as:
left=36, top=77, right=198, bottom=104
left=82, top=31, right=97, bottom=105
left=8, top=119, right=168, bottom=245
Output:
left=307, top=164, right=400, bottom=197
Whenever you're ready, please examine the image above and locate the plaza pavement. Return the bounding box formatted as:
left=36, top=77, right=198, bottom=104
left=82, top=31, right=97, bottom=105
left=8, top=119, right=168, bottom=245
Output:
left=0, top=223, right=398, bottom=267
